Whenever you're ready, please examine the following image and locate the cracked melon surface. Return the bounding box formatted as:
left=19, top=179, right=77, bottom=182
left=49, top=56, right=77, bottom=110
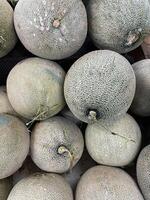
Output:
left=85, top=114, right=141, bottom=166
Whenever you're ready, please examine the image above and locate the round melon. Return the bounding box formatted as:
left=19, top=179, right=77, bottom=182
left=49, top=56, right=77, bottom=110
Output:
left=85, top=114, right=141, bottom=167
left=130, top=59, right=150, bottom=116
left=7, top=57, right=66, bottom=121
left=87, top=0, right=150, bottom=53
left=0, top=0, right=17, bottom=58
left=0, top=114, right=29, bottom=179
left=8, top=173, right=73, bottom=200
left=64, top=50, right=136, bottom=124
left=14, top=0, right=87, bottom=60
left=31, top=116, right=84, bottom=173
left=0, top=177, right=12, bottom=200
left=137, top=145, right=150, bottom=200
left=76, top=165, right=144, bottom=200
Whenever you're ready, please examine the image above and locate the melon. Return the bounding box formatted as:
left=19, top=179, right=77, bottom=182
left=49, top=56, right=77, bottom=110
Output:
left=137, top=145, right=150, bottom=200
left=131, top=59, right=150, bottom=116
left=7, top=57, right=66, bottom=121
left=8, top=173, right=73, bottom=200
left=87, top=0, right=150, bottom=53
left=0, top=114, right=29, bottom=179
left=76, top=165, right=144, bottom=200
left=64, top=50, right=136, bottom=124
left=14, top=0, right=87, bottom=60
left=85, top=114, right=141, bottom=166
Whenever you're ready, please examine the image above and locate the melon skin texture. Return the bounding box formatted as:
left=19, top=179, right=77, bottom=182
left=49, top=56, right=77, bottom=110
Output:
left=31, top=116, right=84, bottom=173
left=130, top=59, right=150, bottom=116
left=14, top=0, right=87, bottom=60
left=8, top=173, right=73, bottom=200
left=87, top=0, right=150, bottom=53
left=85, top=114, right=141, bottom=167
left=0, top=86, right=17, bottom=116
left=7, top=57, right=66, bottom=121
left=76, top=165, right=144, bottom=200
left=0, top=86, right=27, bottom=122
left=0, top=0, right=17, bottom=58
left=0, top=177, right=12, bottom=200
left=64, top=50, right=136, bottom=124
left=0, top=114, right=29, bottom=179
left=137, top=145, right=150, bottom=200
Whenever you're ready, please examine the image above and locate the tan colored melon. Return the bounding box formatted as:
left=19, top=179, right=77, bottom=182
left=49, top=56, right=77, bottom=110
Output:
left=76, top=165, right=144, bottom=200
left=7, top=57, right=66, bottom=121
left=0, top=86, right=16, bottom=115
left=14, top=0, right=87, bottom=60
left=31, top=116, right=84, bottom=173
left=0, top=114, right=29, bottom=179
left=8, top=173, right=73, bottom=200
left=85, top=114, right=141, bottom=167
